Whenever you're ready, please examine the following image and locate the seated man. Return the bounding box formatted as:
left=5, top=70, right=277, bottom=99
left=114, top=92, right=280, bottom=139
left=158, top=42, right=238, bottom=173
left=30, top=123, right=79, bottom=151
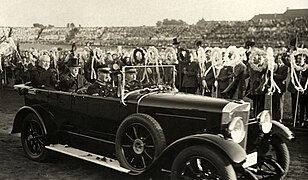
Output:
left=86, top=65, right=116, bottom=97
left=125, top=67, right=142, bottom=91
left=59, top=57, right=91, bottom=93
left=29, top=54, right=58, bottom=89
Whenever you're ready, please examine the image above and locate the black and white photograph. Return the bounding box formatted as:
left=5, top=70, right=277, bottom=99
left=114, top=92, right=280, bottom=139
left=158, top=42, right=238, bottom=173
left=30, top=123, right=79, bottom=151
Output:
left=0, top=0, right=308, bottom=179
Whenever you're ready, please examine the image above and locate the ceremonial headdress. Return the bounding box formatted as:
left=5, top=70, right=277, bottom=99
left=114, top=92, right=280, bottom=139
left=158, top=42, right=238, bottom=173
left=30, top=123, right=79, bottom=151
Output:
left=211, top=47, right=223, bottom=68
left=133, top=47, right=146, bottom=65
left=147, top=46, right=159, bottom=64
left=248, top=48, right=267, bottom=72
left=164, top=47, right=178, bottom=65
left=224, top=46, right=240, bottom=67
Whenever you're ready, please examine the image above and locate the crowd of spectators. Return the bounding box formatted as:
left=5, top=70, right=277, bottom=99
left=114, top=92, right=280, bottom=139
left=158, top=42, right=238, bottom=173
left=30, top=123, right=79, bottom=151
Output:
left=0, top=17, right=307, bottom=48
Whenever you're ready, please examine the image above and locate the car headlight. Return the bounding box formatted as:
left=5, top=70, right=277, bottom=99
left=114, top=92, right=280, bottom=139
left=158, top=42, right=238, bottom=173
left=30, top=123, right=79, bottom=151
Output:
left=228, top=117, right=245, bottom=143
left=257, top=110, right=272, bottom=134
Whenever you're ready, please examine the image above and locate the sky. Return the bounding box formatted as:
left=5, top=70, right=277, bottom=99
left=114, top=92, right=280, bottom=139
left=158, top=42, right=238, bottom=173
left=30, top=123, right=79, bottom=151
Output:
left=0, top=0, right=307, bottom=27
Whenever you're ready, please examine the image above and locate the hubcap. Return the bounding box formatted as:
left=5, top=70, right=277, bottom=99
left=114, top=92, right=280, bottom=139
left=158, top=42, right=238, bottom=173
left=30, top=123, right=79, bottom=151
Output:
left=133, top=139, right=144, bottom=154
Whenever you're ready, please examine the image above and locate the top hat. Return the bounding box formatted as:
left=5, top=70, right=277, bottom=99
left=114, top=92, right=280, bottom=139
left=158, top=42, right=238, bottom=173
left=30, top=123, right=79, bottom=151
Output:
left=195, top=40, right=203, bottom=47
left=245, top=40, right=255, bottom=48
left=68, top=57, right=81, bottom=68
left=173, top=38, right=180, bottom=45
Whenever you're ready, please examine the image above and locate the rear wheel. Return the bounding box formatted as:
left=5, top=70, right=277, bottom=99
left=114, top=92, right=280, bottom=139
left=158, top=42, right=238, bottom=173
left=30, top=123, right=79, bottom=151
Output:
left=171, top=145, right=237, bottom=180
left=115, top=113, right=166, bottom=172
left=21, top=113, right=48, bottom=162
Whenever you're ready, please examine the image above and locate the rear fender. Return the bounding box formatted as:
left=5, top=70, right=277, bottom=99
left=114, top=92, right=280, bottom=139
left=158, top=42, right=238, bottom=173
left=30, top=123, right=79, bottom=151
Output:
left=271, top=120, right=295, bottom=143
left=11, top=106, right=57, bottom=138
left=137, top=134, right=246, bottom=175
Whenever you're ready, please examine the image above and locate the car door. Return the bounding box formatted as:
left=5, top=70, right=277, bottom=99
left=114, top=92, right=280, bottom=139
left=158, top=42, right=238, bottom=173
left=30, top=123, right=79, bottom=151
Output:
left=47, top=90, right=72, bottom=130
left=85, top=95, right=120, bottom=142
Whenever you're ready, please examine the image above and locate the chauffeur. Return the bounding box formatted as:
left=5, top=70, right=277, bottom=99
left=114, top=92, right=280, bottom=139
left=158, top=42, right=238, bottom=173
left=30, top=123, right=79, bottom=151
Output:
left=86, top=66, right=116, bottom=97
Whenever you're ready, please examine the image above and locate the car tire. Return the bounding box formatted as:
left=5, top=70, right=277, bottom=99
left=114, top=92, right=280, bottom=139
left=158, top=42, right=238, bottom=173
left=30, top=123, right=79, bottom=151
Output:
left=171, top=145, right=237, bottom=180
left=115, top=113, right=166, bottom=172
left=21, top=113, right=48, bottom=162
left=256, top=136, right=290, bottom=180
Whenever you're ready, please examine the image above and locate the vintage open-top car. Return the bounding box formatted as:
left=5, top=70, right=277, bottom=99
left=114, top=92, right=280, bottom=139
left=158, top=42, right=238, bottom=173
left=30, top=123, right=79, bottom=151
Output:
left=12, top=65, right=295, bottom=179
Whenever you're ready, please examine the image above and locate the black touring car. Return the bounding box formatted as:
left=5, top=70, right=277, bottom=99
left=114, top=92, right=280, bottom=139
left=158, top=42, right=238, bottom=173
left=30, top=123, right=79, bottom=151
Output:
left=12, top=65, right=295, bottom=179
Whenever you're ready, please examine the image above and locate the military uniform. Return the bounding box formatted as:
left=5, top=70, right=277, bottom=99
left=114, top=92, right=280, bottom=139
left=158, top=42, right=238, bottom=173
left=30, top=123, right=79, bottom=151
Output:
left=86, top=80, right=116, bottom=97
left=272, top=64, right=288, bottom=121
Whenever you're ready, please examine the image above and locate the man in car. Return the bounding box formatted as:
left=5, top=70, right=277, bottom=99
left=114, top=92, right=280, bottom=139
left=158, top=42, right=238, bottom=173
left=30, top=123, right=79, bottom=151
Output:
left=125, top=67, right=141, bottom=91
left=29, top=54, right=58, bottom=89
left=59, top=57, right=91, bottom=93
left=86, top=65, right=116, bottom=97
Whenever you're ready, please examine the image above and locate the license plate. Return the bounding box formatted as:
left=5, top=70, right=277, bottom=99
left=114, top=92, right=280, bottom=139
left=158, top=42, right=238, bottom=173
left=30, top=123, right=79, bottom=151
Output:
left=243, top=152, right=258, bottom=168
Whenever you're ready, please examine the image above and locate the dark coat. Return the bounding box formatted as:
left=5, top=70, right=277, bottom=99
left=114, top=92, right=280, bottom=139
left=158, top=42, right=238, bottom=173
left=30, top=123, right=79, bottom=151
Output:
left=247, top=65, right=267, bottom=95
left=182, top=61, right=199, bottom=88
left=274, top=65, right=288, bottom=93
left=282, top=52, right=308, bottom=94
left=217, top=66, right=233, bottom=91
left=201, top=62, right=215, bottom=88
left=59, top=73, right=91, bottom=92
left=86, top=81, right=116, bottom=97
left=29, top=66, right=58, bottom=90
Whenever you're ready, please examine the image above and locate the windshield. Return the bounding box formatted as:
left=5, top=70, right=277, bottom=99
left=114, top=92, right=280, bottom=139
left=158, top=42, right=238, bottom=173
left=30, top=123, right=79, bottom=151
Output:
left=121, top=65, right=176, bottom=94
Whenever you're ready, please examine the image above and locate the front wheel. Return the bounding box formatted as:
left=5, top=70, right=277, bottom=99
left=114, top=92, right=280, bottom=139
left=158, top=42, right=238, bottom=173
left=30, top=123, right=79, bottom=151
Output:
left=171, top=145, right=237, bottom=180
left=21, top=113, right=48, bottom=162
left=254, top=136, right=290, bottom=180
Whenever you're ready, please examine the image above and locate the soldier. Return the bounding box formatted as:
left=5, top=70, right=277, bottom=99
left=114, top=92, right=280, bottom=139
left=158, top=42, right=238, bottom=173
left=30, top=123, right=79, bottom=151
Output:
left=59, top=57, right=91, bottom=93
left=272, top=54, right=288, bottom=122
left=125, top=67, right=141, bottom=91
left=86, top=66, right=116, bottom=97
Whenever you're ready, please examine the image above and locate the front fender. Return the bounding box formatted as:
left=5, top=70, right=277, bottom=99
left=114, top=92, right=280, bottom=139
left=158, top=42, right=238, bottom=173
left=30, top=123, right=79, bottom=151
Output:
left=11, top=106, right=57, bottom=137
left=135, top=133, right=247, bottom=176
left=271, top=120, right=296, bottom=143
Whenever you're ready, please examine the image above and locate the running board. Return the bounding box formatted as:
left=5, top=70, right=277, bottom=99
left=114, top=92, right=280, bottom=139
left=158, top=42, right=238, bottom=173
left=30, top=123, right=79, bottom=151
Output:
left=45, top=144, right=130, bottom=173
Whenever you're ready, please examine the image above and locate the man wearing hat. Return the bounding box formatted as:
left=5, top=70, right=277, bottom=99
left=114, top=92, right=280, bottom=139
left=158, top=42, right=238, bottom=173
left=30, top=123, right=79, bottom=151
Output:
left=86, top=65, right=116, bottom=97
left=59, top=57, right=90, bottom=93
left=125, top=67, right=141, bottom=91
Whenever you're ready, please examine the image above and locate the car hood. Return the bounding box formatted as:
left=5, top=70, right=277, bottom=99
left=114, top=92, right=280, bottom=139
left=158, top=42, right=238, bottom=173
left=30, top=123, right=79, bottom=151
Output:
left=137, top=92, right=230, bottom=113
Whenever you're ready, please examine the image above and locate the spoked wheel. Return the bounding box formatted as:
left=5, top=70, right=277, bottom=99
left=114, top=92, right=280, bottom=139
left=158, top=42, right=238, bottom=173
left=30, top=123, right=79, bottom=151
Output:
left=115, top=114, right=166, bottom=172
left=253, top=136, right=290, bottom=180
left=21, top=113, right=48, bottom=162
left=171, top=146, right=237, bottom=180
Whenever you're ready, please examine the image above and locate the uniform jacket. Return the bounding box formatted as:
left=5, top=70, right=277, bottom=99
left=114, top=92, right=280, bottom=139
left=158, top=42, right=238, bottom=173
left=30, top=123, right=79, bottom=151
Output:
left=247, top=64, right=267, bottom=95
left=86, top=80, right=116, bottom=97
left=217, top=66, right=233, bottom=90
left=282, top=52, right=308, bottom=94
left=182, top=61, right=199, bottom=88
left=274, top=65, right=288, bottom=93
left=201, top=61, right=215, bottom=88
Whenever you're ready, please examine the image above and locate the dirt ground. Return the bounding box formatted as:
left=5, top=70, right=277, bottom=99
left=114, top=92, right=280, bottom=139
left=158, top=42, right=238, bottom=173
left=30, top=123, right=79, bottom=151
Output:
left=0, top=87, right=307, bottom=180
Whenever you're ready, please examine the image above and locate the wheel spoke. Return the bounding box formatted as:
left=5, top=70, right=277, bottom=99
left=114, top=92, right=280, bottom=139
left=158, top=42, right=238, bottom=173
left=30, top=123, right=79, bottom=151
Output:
left=125, top=133, right=135, bottom=142
left=132, top=126, right=139, bottom=139
left=122, top=144, right=133, bottom=148
left=141, top=155, right=146, bottom=168
left=143, top=150, right=153, bottom=160
left=144, top=144, right=155, bottom=148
